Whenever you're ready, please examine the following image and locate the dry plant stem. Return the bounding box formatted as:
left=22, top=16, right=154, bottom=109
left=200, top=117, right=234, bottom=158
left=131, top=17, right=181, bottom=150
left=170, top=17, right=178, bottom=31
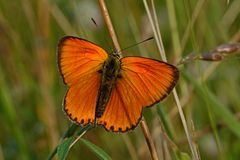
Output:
left=140, top=118, right=159, bottom=160
left=172, top=90, right=199, bottom=160
left=151, top=0, right=162, bottom=57
left=143, top=0, right=166, bottom=61
left=202, top=32, right=240, bottom=80
left=69, top=129, right=88, bottom=149
left=98, top=0, right=158, bottom=159
left=163, top=141, right=171, bottom=160
left=190, top=120, right=201, bottom=160
left=98, top=0, right=122, bottom=57
left=143, top=0, right=199, bottom=159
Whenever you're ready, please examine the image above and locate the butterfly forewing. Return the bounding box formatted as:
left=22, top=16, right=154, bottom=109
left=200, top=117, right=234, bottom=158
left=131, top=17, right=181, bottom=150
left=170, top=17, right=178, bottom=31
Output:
left=121, top=57, right=179, bottom=104
left=98, top=56, right=179, bottom=132
left=64, top=73, right=100, bottom=124
left=58, top=36, right=108, bottom=125
left=58, top=36, right=108, bottom=85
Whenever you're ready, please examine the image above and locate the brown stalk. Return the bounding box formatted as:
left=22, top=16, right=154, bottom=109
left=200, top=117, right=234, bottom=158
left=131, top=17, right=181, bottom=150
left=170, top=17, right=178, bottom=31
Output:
left=98, top=0, right=122, bottom=57
left=140, top=118, right=159, bottom=160
left=98, top=0, right=158, bottom=159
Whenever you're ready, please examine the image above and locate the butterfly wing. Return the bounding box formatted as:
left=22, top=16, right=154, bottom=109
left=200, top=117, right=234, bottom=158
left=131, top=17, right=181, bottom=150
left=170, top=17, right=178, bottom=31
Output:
left=58, top=36, right=108, bottom=125
left=97, top=57, right=179, bottom=132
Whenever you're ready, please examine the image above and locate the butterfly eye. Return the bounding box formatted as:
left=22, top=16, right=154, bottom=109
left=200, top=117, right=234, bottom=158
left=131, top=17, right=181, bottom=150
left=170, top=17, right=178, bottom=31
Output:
left=110, top=126, right=114, bottom=131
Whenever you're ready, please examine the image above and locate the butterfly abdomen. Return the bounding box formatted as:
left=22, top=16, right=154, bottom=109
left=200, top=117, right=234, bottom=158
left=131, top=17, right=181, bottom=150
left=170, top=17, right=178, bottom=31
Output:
left=96, top=54, right=121, bottom=118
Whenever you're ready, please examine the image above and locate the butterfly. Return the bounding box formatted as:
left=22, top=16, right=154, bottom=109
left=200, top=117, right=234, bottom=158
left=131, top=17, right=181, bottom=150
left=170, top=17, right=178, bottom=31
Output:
left=58, top=36, right=179, bottom=132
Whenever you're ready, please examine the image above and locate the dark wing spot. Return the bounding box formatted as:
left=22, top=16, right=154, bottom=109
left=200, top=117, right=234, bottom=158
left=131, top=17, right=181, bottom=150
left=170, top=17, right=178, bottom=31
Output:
left=104, top=121, right=107, bottom=125
left=80, top=119, right=84, bottom=124
left=110, top=126, right=114, bottom=131
left=131, top=124, right=136, bottom=129
left=118, top=128, right=122, bottom=132
left=74, top=117, right=78, bottom=121
left=88, top=119, right=91, bottom=123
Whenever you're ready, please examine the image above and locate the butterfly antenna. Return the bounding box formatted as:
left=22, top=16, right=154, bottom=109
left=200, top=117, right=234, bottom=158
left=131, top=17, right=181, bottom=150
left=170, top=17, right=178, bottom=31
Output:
left=119, top=37, right=154, bottom=53
left=91, top=17, right=114, bottom=54
left=91, top=18, right=98, bottom=27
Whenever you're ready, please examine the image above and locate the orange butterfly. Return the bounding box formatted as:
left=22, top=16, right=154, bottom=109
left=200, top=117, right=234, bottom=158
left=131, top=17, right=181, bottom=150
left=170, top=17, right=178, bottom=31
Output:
left=58, top=36, right=179, bottom=132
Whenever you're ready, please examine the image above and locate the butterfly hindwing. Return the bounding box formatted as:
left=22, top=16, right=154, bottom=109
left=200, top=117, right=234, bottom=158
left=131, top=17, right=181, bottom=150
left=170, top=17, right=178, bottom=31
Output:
left=98, top=56, right=179, bottom=132
left=64, top=72, right=100, bottom=125
left=58, top=36, right=108, bottom=125
left=97, top=79, right=142, bottom=132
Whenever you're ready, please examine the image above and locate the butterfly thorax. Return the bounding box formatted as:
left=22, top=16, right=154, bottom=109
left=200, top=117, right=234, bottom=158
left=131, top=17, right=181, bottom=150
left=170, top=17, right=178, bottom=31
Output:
left=96, top=53, right=121, bottom=118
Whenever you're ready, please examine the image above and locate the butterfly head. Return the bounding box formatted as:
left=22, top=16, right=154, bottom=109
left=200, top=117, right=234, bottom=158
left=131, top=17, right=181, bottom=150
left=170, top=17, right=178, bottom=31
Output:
left=109, top=48, right=121, bottom=59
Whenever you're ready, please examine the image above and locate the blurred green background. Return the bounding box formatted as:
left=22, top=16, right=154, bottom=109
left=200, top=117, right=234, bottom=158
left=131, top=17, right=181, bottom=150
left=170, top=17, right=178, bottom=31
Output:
left=0, top=0, right=240, bottom=159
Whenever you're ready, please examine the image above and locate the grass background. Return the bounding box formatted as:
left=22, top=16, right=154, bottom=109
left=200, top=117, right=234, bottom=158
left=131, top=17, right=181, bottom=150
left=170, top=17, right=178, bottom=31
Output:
left=0, top=0, right=240, bottom=159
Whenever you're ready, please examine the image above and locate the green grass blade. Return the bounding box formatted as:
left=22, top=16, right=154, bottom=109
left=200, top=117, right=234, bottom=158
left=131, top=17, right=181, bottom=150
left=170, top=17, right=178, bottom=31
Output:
left=206, top=89, right=240, bottom=137
left=0, top=64, right=29, bottom=159
left=180, top=152, right=191, bottom=160
left=49, top=123, right=93, bottom=159
left=80, top=138, right=112, bottom=160
left=157, top=104, right=175, bottom=141
left=184, top=72, right=240, bottom=138
left=57, top=137, right=75, bottom=160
